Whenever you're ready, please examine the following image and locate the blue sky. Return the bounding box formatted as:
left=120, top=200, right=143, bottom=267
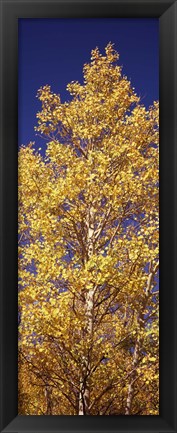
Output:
left=18, top=18, right=159, bottom=150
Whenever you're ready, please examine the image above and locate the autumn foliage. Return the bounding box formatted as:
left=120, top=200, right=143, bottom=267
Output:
left=18, top=43, right=159, bottom=415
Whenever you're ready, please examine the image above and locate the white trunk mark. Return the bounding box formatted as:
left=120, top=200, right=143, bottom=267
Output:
left=125, top=336, right=140, bottom=415
left=79, top=206, right=94, bottom=415
left=45, top=386, right=52, bottom=415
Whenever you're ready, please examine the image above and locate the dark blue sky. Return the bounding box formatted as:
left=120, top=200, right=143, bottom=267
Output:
left=18, top=18, right=159, bottom=150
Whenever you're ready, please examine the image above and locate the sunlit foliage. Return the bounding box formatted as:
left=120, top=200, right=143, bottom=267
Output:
left=18, top=43, right=159, bottom=415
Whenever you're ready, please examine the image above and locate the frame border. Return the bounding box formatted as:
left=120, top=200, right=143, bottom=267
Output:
left=0, top=1, right=177, bottom=432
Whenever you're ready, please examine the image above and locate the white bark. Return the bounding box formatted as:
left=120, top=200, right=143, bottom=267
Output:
left=45, top=386, right=52, bottom=415
left=78, top=206, right=94, bottom=415
left=125, top=336, right=140, bottom=415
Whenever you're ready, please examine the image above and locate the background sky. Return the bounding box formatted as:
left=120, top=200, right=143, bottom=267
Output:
left=18, top=18, right=159, bottom=151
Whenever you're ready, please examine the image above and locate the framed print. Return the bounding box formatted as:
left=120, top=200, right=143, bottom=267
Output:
left=18, top=16, right=160, bottom=418
left=0, top=0, right=177, bottom=432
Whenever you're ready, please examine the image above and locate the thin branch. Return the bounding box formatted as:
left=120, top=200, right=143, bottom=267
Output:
left=89, top=381, right=114, bottom=411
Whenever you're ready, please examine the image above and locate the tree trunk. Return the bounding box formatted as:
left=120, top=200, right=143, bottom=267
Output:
left=45, top=386, right=52, bottom=415
left=125, top=336, right=140, bottom=415
left=78, top=206, right=95, bottom=415
left=125, top=262, right=159, bottom=415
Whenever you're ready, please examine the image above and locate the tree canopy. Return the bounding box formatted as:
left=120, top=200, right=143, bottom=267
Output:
left=18, top=43, right=159, bottom=415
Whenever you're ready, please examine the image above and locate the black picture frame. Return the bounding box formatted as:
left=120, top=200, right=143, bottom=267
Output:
left=0, top=0, right=176, bottom=432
